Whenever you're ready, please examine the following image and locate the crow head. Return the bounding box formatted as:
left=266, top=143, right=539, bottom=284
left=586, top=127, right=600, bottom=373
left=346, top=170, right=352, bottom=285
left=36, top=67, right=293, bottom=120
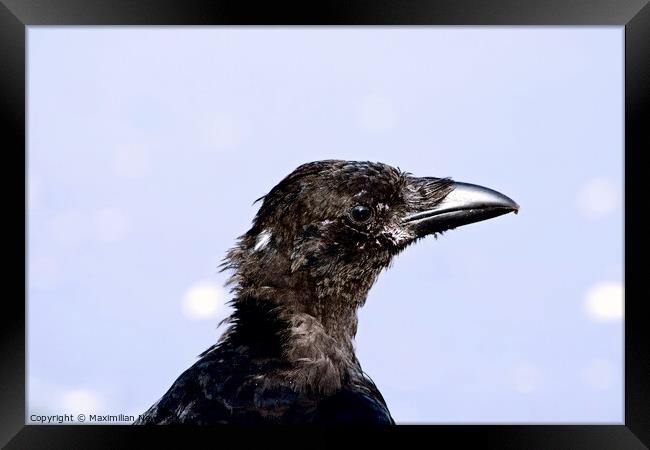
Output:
left=223, top=160, right=518, bottom=330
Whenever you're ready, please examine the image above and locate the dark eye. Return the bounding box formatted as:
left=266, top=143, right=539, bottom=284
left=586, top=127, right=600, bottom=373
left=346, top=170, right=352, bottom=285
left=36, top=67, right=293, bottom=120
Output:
left=350, top=205, right=373, bottom=224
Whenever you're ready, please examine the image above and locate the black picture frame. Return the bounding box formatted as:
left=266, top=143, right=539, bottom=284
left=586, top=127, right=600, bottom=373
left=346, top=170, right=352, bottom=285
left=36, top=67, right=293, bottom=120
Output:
left=3, top=0, right=647, bottom=448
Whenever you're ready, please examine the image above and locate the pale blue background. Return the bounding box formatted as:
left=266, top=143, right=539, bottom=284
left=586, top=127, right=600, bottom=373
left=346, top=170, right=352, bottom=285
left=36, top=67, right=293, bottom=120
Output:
left=27, top=27, right=623, bottom=423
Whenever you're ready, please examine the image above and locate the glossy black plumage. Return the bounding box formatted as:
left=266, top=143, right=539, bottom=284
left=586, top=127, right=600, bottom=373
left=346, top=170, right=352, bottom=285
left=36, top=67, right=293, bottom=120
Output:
left=135, top=160, right=518, bottom=425
left=135, top=297, right=393, bottom=424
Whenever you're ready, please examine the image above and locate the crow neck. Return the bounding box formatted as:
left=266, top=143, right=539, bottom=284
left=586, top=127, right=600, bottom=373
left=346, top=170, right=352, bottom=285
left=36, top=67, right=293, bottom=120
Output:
left=238, top=284, right=363, bottom=352
left=223, top=244, right=382, bottom=392
left=227, top=292, right=362, bottom=394
left=231, top=257, right=376, bottom=348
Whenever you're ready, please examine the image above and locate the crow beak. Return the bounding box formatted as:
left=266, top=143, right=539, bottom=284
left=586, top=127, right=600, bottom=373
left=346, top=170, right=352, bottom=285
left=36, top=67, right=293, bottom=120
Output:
left=402, top=181, right=519, bottom=236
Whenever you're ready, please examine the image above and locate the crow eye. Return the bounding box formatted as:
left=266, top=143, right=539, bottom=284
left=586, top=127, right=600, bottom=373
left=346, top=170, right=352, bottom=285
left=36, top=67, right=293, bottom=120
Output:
left=350, top=205, right=373, bottom=224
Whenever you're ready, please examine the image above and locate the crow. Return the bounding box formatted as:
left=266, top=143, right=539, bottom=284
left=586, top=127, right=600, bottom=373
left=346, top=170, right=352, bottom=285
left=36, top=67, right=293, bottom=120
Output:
left=134, top=160, right=518, bottom=425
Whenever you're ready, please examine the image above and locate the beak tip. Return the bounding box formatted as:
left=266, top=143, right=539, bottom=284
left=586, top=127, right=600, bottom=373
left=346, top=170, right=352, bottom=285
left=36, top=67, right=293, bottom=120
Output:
left=495, top=192, right=518, bottom=214
left=510, top=202, right=520, bottom=214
